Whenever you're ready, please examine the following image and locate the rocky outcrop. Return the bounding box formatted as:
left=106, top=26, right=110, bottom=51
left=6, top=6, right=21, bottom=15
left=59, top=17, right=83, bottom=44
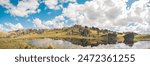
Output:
left=102, top=33, right=117, bottom=44
left=107, top=33, right=117, bottom=44
left=66, top=25, right=90, bottom=36
left=79, top=26, right=90, bottom=37
left=123, top=32, right=134, bottom=46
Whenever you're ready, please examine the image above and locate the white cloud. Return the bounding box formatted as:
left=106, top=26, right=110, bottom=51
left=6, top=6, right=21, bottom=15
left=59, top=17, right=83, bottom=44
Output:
left=4, top=22, right=24, bottom=31
left=0, top=0, right=40, bottom=17
left=44, top=15, right=65, bottom=28
left=0, top=0, right=14, bottom=9
left=43, top=0, right=77, bottom=10
left=33, top=18, right=49, bottom=29
left=60, top=0, right=76, bottom=3
left=33, top=16, right=66, bottom=29
left=44, top=0, right=60, bottom=10
left=0, top=0, right=150, bottom=34
left=60, top=0, right=150, bottom=34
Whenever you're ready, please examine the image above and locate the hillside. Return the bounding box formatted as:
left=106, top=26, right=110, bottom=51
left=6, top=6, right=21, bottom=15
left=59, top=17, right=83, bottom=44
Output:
left=6, top=25, right=117, bottom=39
left=0, top=32, right=9, bottom=38
left=0, top=25, right=150, bottom=48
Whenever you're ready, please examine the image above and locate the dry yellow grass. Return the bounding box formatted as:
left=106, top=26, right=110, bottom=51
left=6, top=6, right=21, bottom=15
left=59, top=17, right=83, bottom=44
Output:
left=0, top=25, right=150, bottom=49
left=0, top=38, right=38, bottom=49
left=134, top=34, right=150, bottom=41
left=117, top=34, right=125, bottom=43
left=0, top=32, right=9, bottom=38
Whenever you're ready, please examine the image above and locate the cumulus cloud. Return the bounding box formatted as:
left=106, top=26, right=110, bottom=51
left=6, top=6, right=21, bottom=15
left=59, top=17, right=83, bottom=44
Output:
left=0, top=0, right=150, bottom=34
left=32, top=15, right=67, bottom=29
left=0, top=0, right=76, bottom=17
left=0, top=0, right=14, bottom=8
left=44, top=0, right=60, bottom=10
left=44, top=15, right=65, bottom=28
left=3, top=22, right=24, bottom=31
left=60, top=0, right=150, bottom=34
left=62, top=0, right=126, bottom=28
left=60, top=0, right=76, bottom=3
left=0, top=0, right=40, bottom=17
left=33, top=18, right=49, bottom=29
left=43, top=0, right=76, bottom=10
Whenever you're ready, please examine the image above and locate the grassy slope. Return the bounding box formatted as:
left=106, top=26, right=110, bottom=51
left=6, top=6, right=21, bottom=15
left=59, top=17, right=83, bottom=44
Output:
left=134, top=34, right=150, bottom=41
left=0, top=32, right=51, bottom=49
left=117, top=34, right=150, bottom=42
left=0, top=27, right=104, bottom=48
left=0, top=32, right=8, bottom=38
left=16, top=28, right=102, bottom=39
left=117, top=34, right=125, bottom=43
left=0, top=38, right=38, bottom=49
left=0, top=26, right=150, bottom=49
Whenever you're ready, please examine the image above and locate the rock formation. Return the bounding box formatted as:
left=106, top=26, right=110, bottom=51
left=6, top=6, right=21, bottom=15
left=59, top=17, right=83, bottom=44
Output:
left=123, top=32, right=134, bottom=47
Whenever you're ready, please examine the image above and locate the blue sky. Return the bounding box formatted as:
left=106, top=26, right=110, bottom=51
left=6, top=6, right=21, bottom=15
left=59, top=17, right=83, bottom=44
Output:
left=0, top=0, right=88, bottom=29
left=0, top=0, right=150, bottom=34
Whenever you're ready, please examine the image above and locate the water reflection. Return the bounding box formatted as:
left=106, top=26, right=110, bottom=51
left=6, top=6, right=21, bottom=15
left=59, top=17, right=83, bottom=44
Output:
left=84, top=41, right=150, bottom=49
left=63, top=38, right=135, bottom=47
left=63, top=38, right=100, bottom=47
left=124, top=41, right=134, bottom=47
left=25, top=38, right=150, bottom=49
left=123, top=33, right=135, bottom=47
left=25, top=39, right=82, bottom=49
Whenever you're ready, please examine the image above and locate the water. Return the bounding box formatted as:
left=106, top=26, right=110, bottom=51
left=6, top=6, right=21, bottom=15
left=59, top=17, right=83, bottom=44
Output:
left=25, top=39, right=150, bottom=49
left=24, top=39, right=83, bottom=49
left=84, top=41, right=150, bottom=49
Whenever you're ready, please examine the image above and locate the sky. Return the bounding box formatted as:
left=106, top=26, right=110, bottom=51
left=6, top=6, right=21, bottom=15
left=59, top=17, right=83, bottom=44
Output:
left=0, top=0, right=150, bottom=34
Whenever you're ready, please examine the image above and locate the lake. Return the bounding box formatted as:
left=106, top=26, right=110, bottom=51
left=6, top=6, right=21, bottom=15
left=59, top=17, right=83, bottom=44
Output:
left=24, top=38, right=150, bottom=49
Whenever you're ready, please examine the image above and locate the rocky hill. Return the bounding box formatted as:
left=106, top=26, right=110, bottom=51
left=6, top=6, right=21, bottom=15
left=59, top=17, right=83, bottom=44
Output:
left=6, top=25, right=118, bottom=39
left=3, top=25, right=138, bottom=45
left=0, top=25, right=149, bottom=48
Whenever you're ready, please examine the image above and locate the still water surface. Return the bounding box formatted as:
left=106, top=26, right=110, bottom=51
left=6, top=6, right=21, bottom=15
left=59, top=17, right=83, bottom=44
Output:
left=25, top=39, right=150, bottom=49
